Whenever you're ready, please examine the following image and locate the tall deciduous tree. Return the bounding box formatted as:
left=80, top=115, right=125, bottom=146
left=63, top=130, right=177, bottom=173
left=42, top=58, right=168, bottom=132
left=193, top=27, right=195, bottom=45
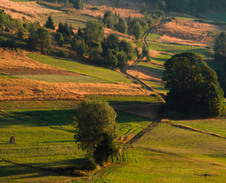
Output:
left=133, top=21, right=143, bottom=40
left=103, top=11, right=117, bottom=29
left=74, top=100, right=118, bottom=165
left=84, top=21, right=104, bottom=49
left=31, top=27, right=52, bottom=53
left=116, top=17, right=128, bottom=34
left=163, top=52, right=224, bottom=117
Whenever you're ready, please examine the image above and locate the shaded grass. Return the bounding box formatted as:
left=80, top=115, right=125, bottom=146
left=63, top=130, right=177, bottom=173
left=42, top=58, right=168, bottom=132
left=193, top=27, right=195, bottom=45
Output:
left=0, top=100, right=78, bottom=112
left=27, top=53, right=132, bottom=84
left=200, top=12, right=226, bottom=23
left=16, top=74, right=108, bottom=83
left=138, top=62, right=164, bottom=76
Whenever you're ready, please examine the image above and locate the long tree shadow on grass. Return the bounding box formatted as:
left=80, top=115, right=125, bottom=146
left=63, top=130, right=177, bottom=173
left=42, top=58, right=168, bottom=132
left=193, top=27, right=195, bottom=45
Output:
left=0, top=110, right=75, bottom=127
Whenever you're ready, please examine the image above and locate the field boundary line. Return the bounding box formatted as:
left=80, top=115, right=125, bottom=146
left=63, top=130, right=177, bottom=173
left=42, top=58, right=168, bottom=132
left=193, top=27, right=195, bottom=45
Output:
left=126, top=119, right=161, bottom=144
left=161, top=119, right=226, bottom=139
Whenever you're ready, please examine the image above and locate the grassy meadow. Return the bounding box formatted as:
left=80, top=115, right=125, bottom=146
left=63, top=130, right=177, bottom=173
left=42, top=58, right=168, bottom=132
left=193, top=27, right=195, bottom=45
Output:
left=27, top=53, right=132, bottom=84
left=146, top=33, right=214, bottom=59
left=0, top=100, right=153, bottom=183
left=93, top=122, right=226, bottom=183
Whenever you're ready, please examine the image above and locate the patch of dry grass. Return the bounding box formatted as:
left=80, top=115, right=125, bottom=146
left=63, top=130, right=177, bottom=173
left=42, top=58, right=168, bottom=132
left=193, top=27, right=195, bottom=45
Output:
left=0, top=0, right=60, bottom=22
left=154, top=18, right=219, bottom=47
left=0, top=77, right=153, bottom=101
left=0, top=49, right=79, bottom=75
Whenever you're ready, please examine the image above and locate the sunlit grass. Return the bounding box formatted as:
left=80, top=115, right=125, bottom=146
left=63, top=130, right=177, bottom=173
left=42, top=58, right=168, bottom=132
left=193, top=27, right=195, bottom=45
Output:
left=27, top=53, right=132, bottom=84
left=16, top=74, right=108, bottom=83
left=94, top=122, right=226, bottom=182
left=172, top=119, right=226, bottom=137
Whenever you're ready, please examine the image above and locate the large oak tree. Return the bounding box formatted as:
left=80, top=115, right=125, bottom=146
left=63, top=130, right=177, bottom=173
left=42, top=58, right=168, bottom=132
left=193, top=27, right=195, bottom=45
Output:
left=163, top=52, right=224, bottom=117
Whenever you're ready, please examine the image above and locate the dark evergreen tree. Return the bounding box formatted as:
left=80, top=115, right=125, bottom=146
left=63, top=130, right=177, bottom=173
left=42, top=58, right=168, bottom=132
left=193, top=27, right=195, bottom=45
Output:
left=133, top=21, right=143, bottom=40
left=70, top=0, right=83, bottom=9
left=84, top=21, right=104, bottom=49
left=45, top=16, right=55, bottom=30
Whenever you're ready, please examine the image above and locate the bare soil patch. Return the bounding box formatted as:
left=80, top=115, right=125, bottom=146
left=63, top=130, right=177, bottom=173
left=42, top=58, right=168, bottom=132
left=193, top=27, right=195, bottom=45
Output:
left=154, top=19, right=219, bottom=47
left=0, top=49, right=80, bottom=75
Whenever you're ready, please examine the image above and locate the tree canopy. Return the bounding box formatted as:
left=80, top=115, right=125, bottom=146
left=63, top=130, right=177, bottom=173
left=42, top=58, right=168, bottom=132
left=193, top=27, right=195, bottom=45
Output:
left=28, top=27, right=52, bottom=53
left=74, top=99, right=118, bottom=165
left=163, top=52, right=224, bottom=117
left=45, top=16, right=55, bottom=30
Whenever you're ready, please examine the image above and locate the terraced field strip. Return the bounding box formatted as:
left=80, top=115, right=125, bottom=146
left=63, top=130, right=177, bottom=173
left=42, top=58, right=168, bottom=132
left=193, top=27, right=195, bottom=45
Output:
left=161, top=120, right=226, bottom=139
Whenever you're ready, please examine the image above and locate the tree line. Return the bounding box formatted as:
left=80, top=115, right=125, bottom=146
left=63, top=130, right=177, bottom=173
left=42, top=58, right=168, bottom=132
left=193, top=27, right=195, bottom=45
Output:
left=153, top=0, right=226, bottom=14
left=102, top=9, right=165, bottom=40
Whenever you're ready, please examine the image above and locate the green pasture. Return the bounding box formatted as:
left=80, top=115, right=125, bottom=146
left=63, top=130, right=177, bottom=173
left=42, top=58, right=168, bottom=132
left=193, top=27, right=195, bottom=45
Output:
left=0, top=100, right=151, bottom=183
left=144, top=80, right=167, bottom=94
left=146, top=33, right=214, bottom=59
left=16, top=74, right=108, bottom=83
left=27, top=53, right=132, bottom=84
left=169, top=13, right=197, bottom=21
left=52, top=14, right=98, bottom=29
left=94, top=123, right=226, bottom=182
left=86, top=95, right=163, bottom=104
left=138, top=62, right=164, bottom=76
left=172, top=119, right=226, bottom=137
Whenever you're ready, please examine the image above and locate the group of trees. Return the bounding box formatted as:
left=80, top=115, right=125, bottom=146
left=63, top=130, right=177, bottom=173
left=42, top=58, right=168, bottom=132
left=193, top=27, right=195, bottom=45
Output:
left=70, top=21, right=137, bottom=68
left=155, top=0, right=226, bottom=14
left=102, top=9, right=165, bottom=40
